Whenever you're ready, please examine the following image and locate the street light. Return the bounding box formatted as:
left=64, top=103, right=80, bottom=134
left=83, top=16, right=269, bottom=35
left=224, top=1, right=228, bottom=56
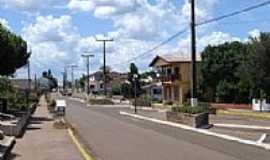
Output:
left=133, top=74, right=138, bottom=114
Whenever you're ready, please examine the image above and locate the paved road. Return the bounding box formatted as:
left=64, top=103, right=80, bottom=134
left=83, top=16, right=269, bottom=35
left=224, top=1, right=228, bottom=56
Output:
left=64, top=97, right=270, bottom=160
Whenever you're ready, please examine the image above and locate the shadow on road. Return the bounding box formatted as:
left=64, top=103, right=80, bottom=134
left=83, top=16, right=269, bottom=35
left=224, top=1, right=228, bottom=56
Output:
left=6, top=152, right=21, bottom=160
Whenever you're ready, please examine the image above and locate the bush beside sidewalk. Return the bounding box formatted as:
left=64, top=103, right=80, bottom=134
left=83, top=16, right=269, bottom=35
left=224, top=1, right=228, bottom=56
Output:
left=7, top=95, right=83, bottom=160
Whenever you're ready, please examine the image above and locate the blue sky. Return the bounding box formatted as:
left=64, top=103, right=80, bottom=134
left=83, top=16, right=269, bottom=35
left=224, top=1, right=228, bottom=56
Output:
left=0, top=0, right=270, bottom=80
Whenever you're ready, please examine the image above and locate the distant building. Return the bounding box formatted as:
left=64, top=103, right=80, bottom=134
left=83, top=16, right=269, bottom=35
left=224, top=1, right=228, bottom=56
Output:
left=88, top=71, right=128, bottom=94
left=142, top=82, right=162, bottom=102
left=10, top=79, right=34, bottom=92
left=149, top=54, right=200, bottom=104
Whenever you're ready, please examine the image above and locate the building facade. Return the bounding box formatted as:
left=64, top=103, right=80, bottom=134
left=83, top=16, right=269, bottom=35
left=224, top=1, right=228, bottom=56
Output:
left=150, top=54, right=200, bottom=104
left=88, top=71, right=127, bottom=95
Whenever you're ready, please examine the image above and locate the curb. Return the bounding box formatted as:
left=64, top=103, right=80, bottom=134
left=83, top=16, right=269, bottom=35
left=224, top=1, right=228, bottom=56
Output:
left=119, top=111, right=270, bottom=151
left=213, top=123, right=270, bottom=130
left=68, top=128, right=94, bottom=160
left=217, top=110, right=270, bottom=120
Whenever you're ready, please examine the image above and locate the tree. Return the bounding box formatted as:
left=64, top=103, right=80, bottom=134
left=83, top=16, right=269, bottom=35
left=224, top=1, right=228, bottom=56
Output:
left=0, top=23, right=30, bottom=75
left=241, top=32, right=270, bottom=99
left=112, top=83, right=121, bottom=95
left=0, top=76, right=15, bottom=98
left=99, top=65, right=111, bottom=73
left=121, top=82, right=133, bottom=98
left=200, top=41, right=250, bottom=103
left=78, top=74, right=87, bottom=91
left=39, top=70, right=58, bottom=91
left=127, top=63, right=141, bottom=97
left=140, top=70, right=157, bottom=79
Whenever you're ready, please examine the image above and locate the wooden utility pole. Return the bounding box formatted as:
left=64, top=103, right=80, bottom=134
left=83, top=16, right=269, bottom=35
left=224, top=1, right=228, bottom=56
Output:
left=190, top=0, right=197, bottom=106
left=81, top=54, right=94, bottom=95
left=96, top=37, right=113, bottom=96
left=27, top=60, right=31, bottom=107
left=63, top=67, right=68, bottom=93
left=69, top=65, right=78, bottom=93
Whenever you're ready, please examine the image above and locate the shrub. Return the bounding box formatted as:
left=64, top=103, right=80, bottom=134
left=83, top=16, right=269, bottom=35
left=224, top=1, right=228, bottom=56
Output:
left=132, top=95, right=151, bottom=107
left=171, top=105, right=209, bottom=114
left=112, top=83, right=121, bottom=95
left=89, top=98, right=114, bottom=105
left=164, top=100, right=173, bottom=105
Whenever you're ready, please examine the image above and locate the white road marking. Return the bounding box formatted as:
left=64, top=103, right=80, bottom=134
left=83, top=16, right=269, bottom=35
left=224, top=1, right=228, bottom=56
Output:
left=258, top=133, right=268, bottom=143
left=214, top=124, right=270, bottom=130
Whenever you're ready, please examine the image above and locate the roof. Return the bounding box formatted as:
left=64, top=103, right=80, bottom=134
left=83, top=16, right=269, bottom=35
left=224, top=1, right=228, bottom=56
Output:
left=142, top=82, right=162, bottom=89
left=149, top=53, right=201, bottom=67
left=89, top=71, right=127, bottom=81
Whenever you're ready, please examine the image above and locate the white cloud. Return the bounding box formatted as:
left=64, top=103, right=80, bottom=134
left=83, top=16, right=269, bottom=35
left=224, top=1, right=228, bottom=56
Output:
left=21, top=15, right=82, bottom=77
left=198, top=31, right=240, bottom=48
left=22, top=15, right=79, bottom=43
left=68, top=0, right=187, bottom=40
left=0, top=0, right=67, bottom=12
left=17, top=0, right=223, bottom=78
left=0, top=17, right=11, bottom=29
left=177, top=31, right=241, bottom=55
left=68, top=0, right=95, bottom=12
left=248, top=28, right=260, bottom=38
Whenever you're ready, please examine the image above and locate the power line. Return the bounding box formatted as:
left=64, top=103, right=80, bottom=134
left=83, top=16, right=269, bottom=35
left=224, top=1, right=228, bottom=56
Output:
left=113, top=0, right=270, bottom=67
left=113, top=27, right=188, bottom=67
left=215, top=18, right=270, bottom=25
left=197, top=0, right=270, bottom=26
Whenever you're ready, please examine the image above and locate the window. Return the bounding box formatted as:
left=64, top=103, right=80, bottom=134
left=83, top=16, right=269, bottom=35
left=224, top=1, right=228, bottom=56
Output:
left=167, top=68, right=172, bottom=75
left=174, top=67, right=181, bottom=80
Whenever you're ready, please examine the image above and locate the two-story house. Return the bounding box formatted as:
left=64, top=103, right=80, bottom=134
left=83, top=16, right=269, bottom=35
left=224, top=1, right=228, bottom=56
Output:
left=149, top=54, right=200, bottom=105
left=88, top=71, right=128, bottom=94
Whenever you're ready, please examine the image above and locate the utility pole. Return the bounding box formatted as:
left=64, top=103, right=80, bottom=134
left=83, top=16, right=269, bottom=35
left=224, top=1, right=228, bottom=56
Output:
left=190, top=0, right=198, bottom=107
left=34, top=74, right=37, bottom=91
left=68, top=65, right=78, bottom=93
left=27, top=60, right=31, bottom=107
left=96, top=37, right=113, bottom=96
left=133, top=74, right=138, bottom=114
left=62, top=72, right=65, bottom=93
left=82, top=53, right=94, bottom=96
left=63, top=67, right=68, bottom=93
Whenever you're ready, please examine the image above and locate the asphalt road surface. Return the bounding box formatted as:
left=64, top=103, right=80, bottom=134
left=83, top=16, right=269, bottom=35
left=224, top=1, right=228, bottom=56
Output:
left=64, top=97, right=270, bottom=160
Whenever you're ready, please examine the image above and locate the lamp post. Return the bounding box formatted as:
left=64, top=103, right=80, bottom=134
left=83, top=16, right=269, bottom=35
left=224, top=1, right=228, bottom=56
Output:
left=133, top=74, right=138, bottom=114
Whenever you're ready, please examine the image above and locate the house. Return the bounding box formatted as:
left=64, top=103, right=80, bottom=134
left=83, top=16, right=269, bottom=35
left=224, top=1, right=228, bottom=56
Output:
left=10, top=79, right=35, bottom=92
left=142, top=82, right=163, bottom=102
left=149, top=54, right=200, bottom=104
left=88, top=71, right=104, bottom=94
left=88, top=71, right=127, bottom=94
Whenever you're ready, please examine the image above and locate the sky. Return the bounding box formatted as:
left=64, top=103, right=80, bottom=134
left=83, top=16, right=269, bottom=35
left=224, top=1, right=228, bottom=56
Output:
left=0, top=0, right=270, bottom=80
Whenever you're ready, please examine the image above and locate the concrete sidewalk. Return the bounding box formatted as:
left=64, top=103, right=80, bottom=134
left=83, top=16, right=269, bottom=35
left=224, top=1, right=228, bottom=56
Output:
left=7, top=96, right=83, bottom=160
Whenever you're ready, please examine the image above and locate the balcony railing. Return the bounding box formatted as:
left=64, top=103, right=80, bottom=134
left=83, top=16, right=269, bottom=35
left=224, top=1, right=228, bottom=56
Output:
left=160, top=73, right=182, bottom=82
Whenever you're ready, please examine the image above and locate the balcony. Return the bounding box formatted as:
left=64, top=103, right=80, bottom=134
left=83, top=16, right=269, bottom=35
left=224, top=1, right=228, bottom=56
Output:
left=160, top=73, right=182, bottom=82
